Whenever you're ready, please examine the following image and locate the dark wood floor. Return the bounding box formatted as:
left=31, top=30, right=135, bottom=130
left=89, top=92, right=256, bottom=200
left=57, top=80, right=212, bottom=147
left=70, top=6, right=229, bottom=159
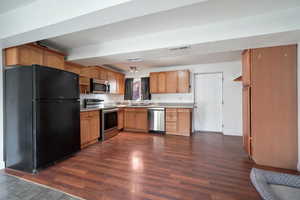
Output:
left=6, top=132, right=262, bottom=200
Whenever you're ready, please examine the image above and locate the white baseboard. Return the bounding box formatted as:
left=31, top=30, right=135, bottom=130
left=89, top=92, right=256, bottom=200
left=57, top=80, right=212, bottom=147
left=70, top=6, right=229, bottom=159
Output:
left=223, top=131, right=242, bottom=136
left=0, top=161, right=5, bottom=169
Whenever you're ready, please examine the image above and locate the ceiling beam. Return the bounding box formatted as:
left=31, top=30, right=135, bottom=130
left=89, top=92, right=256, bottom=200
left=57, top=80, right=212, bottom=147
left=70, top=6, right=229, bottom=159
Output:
left=0, top=0, right=207, bottom=48
left=66, top=7, right=300, bottom=64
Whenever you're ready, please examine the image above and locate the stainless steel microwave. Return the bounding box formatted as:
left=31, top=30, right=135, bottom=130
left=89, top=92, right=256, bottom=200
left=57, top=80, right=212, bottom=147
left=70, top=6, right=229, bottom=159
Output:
left=90, top=79, right=110, bottom=94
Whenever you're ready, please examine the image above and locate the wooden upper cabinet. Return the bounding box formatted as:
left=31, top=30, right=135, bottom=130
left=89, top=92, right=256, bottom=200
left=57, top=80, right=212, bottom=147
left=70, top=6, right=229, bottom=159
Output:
left=43, top=50, right=65, bottom=70
left=5, top=44, right=66, bottom=70
left=166, top=71, right=178, bottom=93
left=150, top=70, right=190, bottom=94
left=89, top=67, right=100, bottom=79
left=242, top=50, right=251, bottom=86
left=64, top=61, right=83, bottom=74
left=5, top=45, right=43, bottom=66
left=177, top=70, right=190, bottom=93
left=116, top=73, right=125, bottom=95
left=158, top=72, right=166, bottom=93
left=107, top=71, right=117, bottom=93
left=150, top=72, right=158, bottom=93
left=98, top=68, right=108, bottom=80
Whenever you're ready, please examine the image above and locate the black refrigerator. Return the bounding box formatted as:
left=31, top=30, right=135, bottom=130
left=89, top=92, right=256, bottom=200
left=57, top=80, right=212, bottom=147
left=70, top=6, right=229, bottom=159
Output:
left=5, top=65, right=80, bottom=173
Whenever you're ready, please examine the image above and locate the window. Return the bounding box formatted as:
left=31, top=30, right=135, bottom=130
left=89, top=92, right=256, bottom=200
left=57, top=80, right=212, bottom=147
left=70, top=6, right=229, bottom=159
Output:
left=124, top=77, right=151, bottom=100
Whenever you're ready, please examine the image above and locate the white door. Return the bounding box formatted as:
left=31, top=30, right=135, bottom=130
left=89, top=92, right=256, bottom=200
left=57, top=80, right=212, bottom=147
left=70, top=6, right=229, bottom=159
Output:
left=194, top=73, right=223, bottom=132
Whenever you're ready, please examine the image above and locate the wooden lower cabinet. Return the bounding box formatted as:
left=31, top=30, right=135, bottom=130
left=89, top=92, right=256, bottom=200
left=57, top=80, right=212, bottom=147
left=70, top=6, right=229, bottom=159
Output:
left=80, top=111, right=100, bottom=149
left=124, top=108, right=148, bottom=132
left=118, top=109, right=124, bottom=130
left=166, top=108, right=192, bottom=136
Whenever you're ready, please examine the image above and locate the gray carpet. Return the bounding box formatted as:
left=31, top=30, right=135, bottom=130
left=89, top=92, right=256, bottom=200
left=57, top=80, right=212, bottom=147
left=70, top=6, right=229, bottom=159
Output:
left=0, top=172, right=81, bottom=200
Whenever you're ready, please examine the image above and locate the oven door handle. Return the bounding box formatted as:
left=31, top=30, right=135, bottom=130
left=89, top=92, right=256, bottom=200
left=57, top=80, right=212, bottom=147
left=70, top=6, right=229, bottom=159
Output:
left=103, top=108, right=119, bottom=113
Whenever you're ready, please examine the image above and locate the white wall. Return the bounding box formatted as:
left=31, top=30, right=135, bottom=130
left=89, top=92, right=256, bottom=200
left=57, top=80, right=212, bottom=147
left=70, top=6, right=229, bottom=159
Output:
left=0, top=43, right=4, bottom=169
left=126, top=61, right=243, bottom=136
left=298, top=42, right=300, bottom=171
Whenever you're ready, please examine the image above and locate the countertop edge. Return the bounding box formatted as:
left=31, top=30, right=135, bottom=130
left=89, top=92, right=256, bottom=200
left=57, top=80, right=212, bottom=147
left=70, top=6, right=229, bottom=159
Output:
left=80, top=105, right=194, bottom=112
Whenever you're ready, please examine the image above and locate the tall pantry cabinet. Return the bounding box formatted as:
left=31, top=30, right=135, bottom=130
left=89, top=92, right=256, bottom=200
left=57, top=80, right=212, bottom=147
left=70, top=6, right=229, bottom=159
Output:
left=242, top=45, right=298, bottom=170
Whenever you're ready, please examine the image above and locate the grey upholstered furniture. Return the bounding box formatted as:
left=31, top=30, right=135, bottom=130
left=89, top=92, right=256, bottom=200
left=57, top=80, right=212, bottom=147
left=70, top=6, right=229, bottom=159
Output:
left=250, top=168, right=300, bottom=200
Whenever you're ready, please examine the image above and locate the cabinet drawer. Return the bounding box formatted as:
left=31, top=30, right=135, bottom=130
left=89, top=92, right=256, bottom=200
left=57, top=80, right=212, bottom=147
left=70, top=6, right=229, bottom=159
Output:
left=124, top=108, right=136, bottom=112
left=80, top=111, right=89, bottom=118
left=166, top=109, right=177, bottom=121
left=88, top=111, right=99, bottom=117
left=177, top=108, right=191, bottom=113
left=166, top=122, right=177, bottom=132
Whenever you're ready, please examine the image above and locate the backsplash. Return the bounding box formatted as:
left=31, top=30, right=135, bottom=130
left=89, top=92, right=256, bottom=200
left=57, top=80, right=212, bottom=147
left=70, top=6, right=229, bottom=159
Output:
left=80, top=93, right=124, bottom=105
left=151, top=93, right=193, bottom=103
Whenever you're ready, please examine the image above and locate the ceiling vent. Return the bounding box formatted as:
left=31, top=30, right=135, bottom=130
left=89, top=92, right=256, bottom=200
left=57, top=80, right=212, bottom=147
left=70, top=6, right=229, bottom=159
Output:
left=127, top=57, right=143, bottom=62
left=168, top=45, right=191, bottom=51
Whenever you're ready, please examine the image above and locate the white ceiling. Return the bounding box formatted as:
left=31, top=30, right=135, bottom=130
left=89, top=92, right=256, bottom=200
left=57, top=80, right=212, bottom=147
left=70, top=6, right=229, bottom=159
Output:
left=45, top=0, right=300, bottom=50
left=0, top=0, right=37, bottom=14
left=41, top=0, right=300, bottom=71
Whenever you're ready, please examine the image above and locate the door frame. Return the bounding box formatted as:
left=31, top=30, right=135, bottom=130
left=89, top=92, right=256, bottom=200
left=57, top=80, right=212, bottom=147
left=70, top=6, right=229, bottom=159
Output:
left=193, top=72, right=224, bottom=133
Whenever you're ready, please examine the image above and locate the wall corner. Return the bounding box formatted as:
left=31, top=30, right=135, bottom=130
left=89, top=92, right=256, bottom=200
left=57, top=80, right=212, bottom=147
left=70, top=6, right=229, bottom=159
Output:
left=297, top=42, right=300, bottom=171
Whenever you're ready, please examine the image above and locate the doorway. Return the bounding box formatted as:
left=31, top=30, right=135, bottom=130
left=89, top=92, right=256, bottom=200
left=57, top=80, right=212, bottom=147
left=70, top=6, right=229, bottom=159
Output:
left=194, top=72, right=223, bottom=132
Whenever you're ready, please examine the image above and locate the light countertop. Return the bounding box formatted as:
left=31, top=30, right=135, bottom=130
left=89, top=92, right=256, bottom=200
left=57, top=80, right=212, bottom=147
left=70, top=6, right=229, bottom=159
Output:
left=80, top=103, right=194, bottom=112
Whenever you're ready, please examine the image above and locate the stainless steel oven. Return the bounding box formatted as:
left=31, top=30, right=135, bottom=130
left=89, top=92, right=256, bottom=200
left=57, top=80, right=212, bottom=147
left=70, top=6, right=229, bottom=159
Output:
left=90, top=79, right=110, bottom=94
left=101, top=108, right=119, bottom=140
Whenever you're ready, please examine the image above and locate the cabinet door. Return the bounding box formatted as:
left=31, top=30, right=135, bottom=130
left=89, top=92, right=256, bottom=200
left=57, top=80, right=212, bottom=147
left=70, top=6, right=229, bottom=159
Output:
left=5, top=45, right=44, bottom=66
left=251, top=45, right=297, bottom=170
left=243, top=86, right=251, bottom=156
left=89, top=67, right=100, bottom=79
left=166, top=122, right=177, bottom=133
left=177, top=109, right=191, bottom=136
left=158, top=72, right=166, bottom=93
left=135, top=109, right=148, bottom=131
left=107, top=71, right=117, bottom=93
left=64, top=62, right=82, bottom=74
left=98, top=68, right=108, bottom=80
left=43, top=51, right=64, bottom=70
left=166, top=108, right=177, bottom=122
left=242, top=50, right=251, bottom=86
left=80, top=114, right=90, bottom=146
left=115, top=73, right=124, bottom=94
left=177, top=70, right=190, bottom=93
left=124, top=109, right=136, bottom=129
left=119, top=75, right=125, bottom=94
left=118, top=110, right=124, bottom=130
left=166, top=71, right=178, bottom=93
left=89, top=112, right=100, bottom=141
left=150, top=73, right=158, bottom=93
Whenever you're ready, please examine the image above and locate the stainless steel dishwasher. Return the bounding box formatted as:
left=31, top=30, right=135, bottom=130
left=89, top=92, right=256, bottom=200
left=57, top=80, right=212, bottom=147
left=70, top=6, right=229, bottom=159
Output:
left=148, top=108, right=165, bottom=133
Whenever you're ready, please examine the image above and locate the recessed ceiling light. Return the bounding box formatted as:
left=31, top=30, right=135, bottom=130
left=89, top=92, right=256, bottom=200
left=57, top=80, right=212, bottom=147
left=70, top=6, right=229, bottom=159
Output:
left=168, top=45, right=191, bottom=51
left=127, top=57, right=143, bottom=62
